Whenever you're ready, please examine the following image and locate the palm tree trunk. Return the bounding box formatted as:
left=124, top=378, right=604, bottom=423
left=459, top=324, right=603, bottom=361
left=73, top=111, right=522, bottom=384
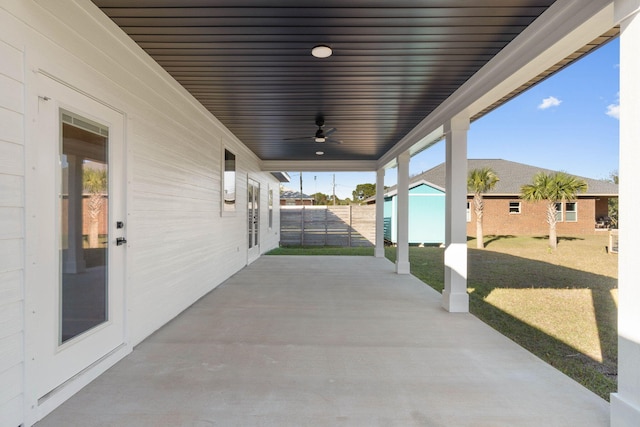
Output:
left=549, top=224, right=558, bottom=249
left=87, top=193, right=104, bottom=248
left=475, top=193, right=484, bottom=249
left=88, top=219, right=99, bottom=248
left=547, top=201, right=558, bottom=249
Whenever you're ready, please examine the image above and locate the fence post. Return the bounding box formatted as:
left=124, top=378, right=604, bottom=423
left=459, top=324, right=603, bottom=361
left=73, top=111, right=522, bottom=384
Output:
left=301, top=205, right=305, bottom=246
left=324, top=206, right=328, bottom=246
left=348, top=205, right=353, bottom=247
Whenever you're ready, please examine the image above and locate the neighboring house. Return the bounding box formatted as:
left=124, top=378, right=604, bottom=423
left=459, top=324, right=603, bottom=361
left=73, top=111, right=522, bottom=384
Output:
left=280, top=190, right=314, bottom=206
left=380, top=180, right=446, bottom=245
left=373, top=159, right=618, bottom=244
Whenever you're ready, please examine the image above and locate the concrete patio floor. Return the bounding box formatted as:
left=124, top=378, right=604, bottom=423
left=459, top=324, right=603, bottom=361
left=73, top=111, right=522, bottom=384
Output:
left=36, top=255, right=609, bottom=427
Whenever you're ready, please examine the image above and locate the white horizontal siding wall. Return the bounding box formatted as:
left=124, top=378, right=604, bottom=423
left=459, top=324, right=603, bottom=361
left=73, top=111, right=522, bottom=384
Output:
left=0, top=34, right=25, bottom=427
left=127, top=116, right=277, bottom=343
left=1, top=1, right=280, bottom=424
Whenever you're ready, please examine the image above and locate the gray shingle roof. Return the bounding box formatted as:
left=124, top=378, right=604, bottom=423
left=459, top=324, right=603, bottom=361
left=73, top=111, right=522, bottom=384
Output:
left=388, top=159, right=618, bottom=196
left=280, top=190, right=312, bottom=199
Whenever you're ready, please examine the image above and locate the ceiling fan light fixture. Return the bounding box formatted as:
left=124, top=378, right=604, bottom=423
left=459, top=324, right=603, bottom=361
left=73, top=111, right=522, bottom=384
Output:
left=314, top=137, right=326, bottom=143
left=312, top=45, right=332, bottom=58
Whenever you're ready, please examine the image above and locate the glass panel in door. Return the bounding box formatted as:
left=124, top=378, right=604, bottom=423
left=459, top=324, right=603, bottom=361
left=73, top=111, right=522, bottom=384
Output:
left=253, top=182, right=259, bottom=247
left=248, top=183, right=254, bottom=248
left=248, top=179, right=260, bottom=254
left=60, top=111, right=109, bottom=343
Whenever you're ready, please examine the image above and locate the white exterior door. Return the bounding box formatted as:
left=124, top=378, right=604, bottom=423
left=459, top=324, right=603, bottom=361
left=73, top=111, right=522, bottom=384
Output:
left=28, top=74, right=127, bottom=409
left=248, top=178, right=260, bottom=263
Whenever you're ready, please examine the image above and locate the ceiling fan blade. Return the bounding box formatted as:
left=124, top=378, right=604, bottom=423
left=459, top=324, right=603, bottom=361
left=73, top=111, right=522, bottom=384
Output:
left=283, top=136, right=314, bottom=141
left=283, top=122, right=338, bottom=143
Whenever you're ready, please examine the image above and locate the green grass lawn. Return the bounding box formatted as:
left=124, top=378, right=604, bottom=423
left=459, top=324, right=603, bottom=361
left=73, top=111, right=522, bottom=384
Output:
left=269, top=234, right=618, bottom=400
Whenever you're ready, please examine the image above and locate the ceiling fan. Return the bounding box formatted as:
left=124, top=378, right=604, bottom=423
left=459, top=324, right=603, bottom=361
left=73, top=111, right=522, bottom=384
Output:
left=284, top=116, right=342, bottom=144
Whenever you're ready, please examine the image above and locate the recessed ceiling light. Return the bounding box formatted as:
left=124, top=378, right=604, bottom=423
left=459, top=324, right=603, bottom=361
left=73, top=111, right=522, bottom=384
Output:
left=312, top=45, right=332, bottom=58
left=316, top=151, right=324, bottom=156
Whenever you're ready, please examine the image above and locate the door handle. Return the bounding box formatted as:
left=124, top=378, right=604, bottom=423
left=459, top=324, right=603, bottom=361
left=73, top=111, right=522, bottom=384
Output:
left=116, top=237, right=127, bottom=246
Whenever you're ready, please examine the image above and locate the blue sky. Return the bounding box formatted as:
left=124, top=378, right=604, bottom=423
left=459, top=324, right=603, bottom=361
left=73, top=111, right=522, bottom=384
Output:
left=287, top=38, right=620, bottom=200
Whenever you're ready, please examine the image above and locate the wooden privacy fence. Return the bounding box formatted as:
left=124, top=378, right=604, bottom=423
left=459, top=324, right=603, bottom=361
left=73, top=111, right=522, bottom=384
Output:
left=280, top=205, right=376, bottom=247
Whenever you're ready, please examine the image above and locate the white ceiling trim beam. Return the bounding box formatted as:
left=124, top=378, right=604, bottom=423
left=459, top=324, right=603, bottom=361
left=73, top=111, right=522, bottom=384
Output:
left=378, top=0, right=615, bottom=170
left=382, top=126, right=445, bottom=170
left=261, top=160, right=378, bottom=172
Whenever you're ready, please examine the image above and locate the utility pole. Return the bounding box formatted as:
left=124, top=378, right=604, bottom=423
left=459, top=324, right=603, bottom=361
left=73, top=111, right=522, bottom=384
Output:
left=332, top=174, right=336, bottom=205
left=299, top=172, right=303, bottom=205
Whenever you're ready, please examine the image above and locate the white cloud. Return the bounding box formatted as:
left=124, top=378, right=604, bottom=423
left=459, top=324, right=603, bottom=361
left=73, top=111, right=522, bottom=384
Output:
left=538, top=96, right=562, bottom=110
left=606, top=104, right=620, bottom=120
left=606, top=92, right=620, bottom=120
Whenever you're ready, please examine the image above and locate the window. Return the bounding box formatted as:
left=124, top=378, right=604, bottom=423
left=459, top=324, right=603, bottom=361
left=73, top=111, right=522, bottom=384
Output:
left=466, top=202, right=471, bottom=222
left=509, top=201, right=521, bottom=214
left=268, top=186, right=274, bottom=229
left=222, top=149, right=236, bottom=213
left=565, top=202, right=577, bottom=222
left=60, top=110, right=109, bottom=342
left=555, top=202, right=563, bottom=222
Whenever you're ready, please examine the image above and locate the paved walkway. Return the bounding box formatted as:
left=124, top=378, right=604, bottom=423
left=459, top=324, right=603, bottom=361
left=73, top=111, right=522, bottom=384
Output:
left=37, top=256, right=609, bottom=426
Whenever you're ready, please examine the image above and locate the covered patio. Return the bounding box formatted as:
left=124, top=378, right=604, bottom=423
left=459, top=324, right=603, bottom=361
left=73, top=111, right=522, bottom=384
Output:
left=3, top=1, right=640, bottom=426
left=36, top=256, right=608, bottom=426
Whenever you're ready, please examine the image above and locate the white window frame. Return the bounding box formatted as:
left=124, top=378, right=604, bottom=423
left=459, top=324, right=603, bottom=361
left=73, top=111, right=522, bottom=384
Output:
left=268, top=185, right=274, bottom=229
left=221, top=147, right=237, bottom=216
left=509, top=201, right=521, bottom=214
left=565, top=202, right=578, bottom=222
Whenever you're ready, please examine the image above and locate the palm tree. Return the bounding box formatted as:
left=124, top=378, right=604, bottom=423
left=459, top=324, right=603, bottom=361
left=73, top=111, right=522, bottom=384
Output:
left=83, top=166, right=108, bottom=248
left=608, top=171, right=618, bottom=229
left=467, top=167, right=500, bottom=249
left=520, top=171, right=587, bottom=249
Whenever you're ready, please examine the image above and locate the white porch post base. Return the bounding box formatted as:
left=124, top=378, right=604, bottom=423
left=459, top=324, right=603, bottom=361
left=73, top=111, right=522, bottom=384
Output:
left=375, top=247, right=385, bottom=258
left=442, top=289, right=469, bottom=313
left=63, top=255, right=87, bottom=275
left=395, top=260, right=410, bottom=275
left=443, top=242, right=469, bottom=312
left=611, top=393, right=640, bottom=427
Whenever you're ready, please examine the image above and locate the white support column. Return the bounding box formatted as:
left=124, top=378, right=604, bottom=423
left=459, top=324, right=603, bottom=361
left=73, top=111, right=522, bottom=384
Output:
left=611, top=2, right=640, bottom=426
left=442, top=113, right=469, bottom=312
left=396, top=152, right=410, bottom=274
left=375, top=168, right=386, bottom=258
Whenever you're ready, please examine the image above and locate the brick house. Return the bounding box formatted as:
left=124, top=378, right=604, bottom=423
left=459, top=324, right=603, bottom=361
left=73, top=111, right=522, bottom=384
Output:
left=431, top=159, right=616, bottom=236
left=378, top=159, right=618, bottom=240
left=280, top=190, right=314, bottom=206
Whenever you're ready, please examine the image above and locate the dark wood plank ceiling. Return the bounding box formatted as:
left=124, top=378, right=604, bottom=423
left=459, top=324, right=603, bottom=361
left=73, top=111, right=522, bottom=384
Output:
left=92, top=1, right=557, bottom=161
